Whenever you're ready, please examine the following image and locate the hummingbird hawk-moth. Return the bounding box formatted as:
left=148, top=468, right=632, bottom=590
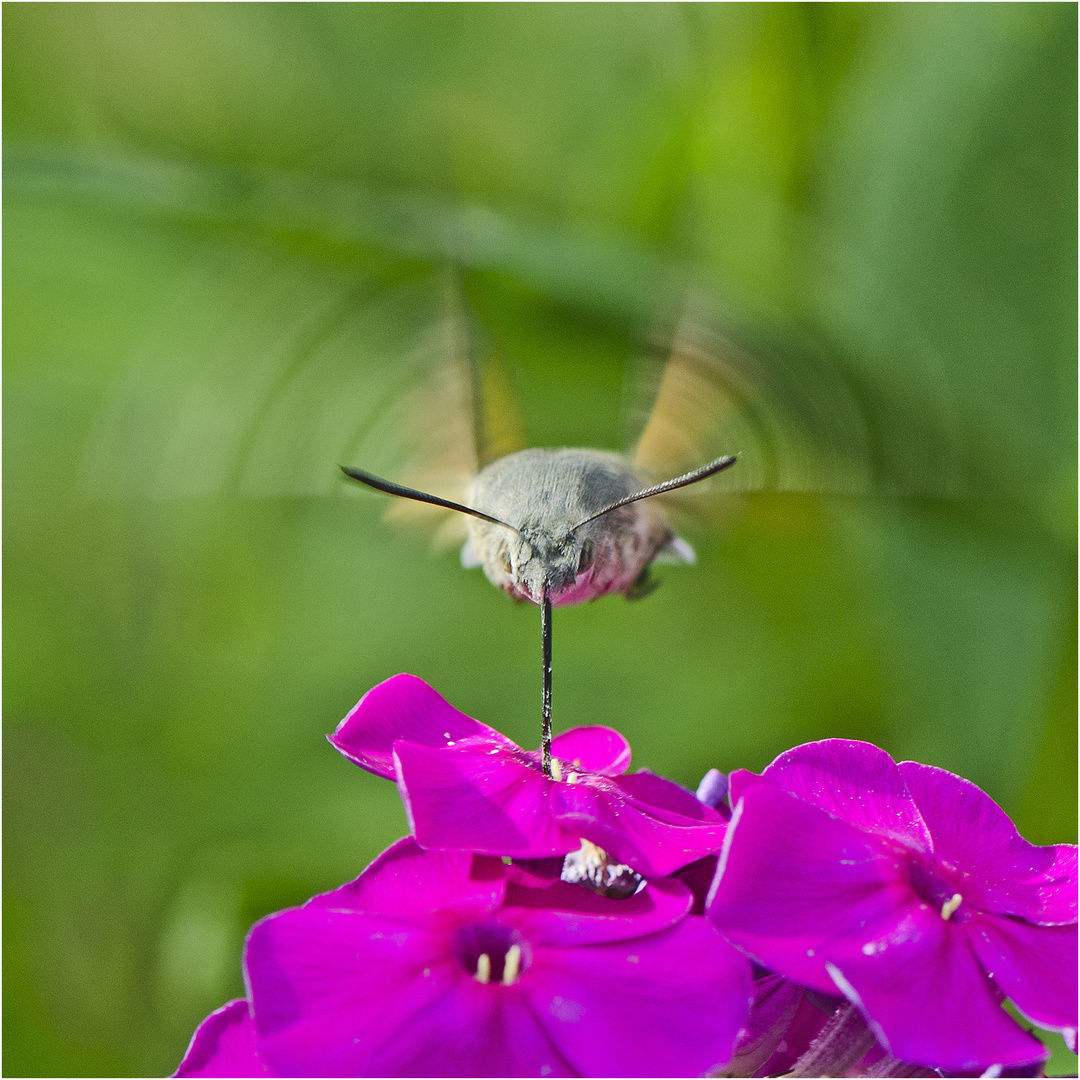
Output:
left=80, top=270, right=961, bottom=775
left=342, top=446, right=736, bottom=775
left=335, top=283, right=916, bottom=776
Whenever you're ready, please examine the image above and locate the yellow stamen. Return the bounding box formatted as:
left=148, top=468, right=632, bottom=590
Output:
left=941, top=893, right=962, bottom=921
left=475, top=953, right=491, bottom=983
left=580, top=839, right=603, bottom=861
left=550, top=759, right=563, bottom=782
left=502, top=944, right=522, bottom=985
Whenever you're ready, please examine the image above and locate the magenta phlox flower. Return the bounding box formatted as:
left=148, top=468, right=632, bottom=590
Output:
left=329, top=674, right=727, bottom=877
left=240, top=836, right=751, bottom=1077
left=707, top=739, right=1078, bottom=1073
left=174, top=999, right=269, bottom=1078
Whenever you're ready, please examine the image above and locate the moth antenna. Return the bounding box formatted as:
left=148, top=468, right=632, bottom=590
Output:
left=340, top=466, right=522, bottom=535
left=570, top=454, right=738, bottom=531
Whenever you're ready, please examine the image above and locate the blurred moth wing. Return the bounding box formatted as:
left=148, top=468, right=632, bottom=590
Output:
left=632, top=325, right=760, bottom=486
left=626, top=298, right=971, bottom=519
left=626, top=320, right=761, bottom=536
left=77, top=254, right=965, bottom=521
left=344, top=283, right=527, bottom=553
left=371, top=329, right=485, bottom=551
left=621, top=303, right=917, bottom=543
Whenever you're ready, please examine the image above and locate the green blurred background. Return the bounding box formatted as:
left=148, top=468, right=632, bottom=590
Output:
left=4, top=4, right=1076, bottom=1075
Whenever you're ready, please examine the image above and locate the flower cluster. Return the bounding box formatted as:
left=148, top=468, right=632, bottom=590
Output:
left=176, top=675, right=1077, bottom=1078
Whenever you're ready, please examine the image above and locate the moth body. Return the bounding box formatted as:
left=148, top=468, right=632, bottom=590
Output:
left=461, top=448, right=692, bottom=607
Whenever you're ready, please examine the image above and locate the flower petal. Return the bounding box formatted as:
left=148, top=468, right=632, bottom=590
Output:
left=502, top=877, right=692, bottom=947
left=247, top=906, right=460, bottom=1076
left=173, top=999, right=269, bottom=1078
left=671, top=855, right=718, bottom=915
left=360, top=982, right=577, bottom=1078
left=307, top=838, right=505, bottom=919
left=394, top=740, right=577, bottom=857
left=328, top=674, right=516, bottom=780
left=824, top=908, right=1048, bottom=1072
left=725, top=766, right=764, bottom=807
left=763, top=740, right=932, bottom=852
left=615, top=770, right=722, bottom=822
left=549, top=726, right=631, bottom=776
left=504, top=858, right=565, bottom=887
left=527, top=918, right=752, bottom=1077
left=555, top=776, right=727, bottom=878
left=967, top=912, right=1078, bottom=1043
left=708, top=783, right=915, bottom=992
left=899, top=761, right=1078, bottom=924
left=394, top=739, right=724, bottom=875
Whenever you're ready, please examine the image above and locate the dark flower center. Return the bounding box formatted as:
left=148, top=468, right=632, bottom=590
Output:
left=908, top=858, right=966, bottom=922
left=453, top=921, right=531, bottom=985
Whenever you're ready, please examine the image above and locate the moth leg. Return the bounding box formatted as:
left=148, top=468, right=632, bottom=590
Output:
left=625, top=567, right=661, bottom=602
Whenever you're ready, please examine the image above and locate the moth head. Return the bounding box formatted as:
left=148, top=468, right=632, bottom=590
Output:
left=463, top=520, right=589, bottom=604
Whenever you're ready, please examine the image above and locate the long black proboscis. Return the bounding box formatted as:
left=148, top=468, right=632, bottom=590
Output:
left=570, top=453, right=738, bottom=531
left=541, top=596, right=553, bottom=779
left=339, top=465, right=520, bottom=533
